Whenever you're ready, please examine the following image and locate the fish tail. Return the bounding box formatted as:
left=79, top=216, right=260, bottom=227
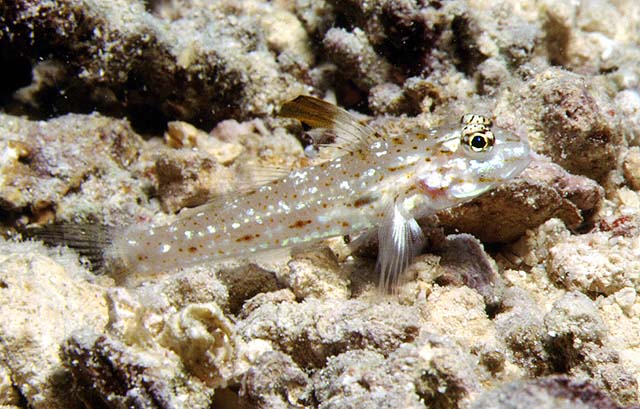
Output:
left=20, top=223, right=118, bottom=274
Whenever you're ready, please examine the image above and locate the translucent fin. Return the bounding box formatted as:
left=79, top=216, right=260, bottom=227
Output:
left=376, top=203, right=426, bottom=293
left=178, top=163, right=292, bottom=218
left=240, top=163, right=292, bottom=187
left=20, top=223, right=114, bottom=274
left=279, top=95, right=377, bottom=153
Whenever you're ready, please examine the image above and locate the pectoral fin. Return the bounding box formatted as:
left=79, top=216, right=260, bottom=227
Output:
left=376, top=203, right=426, bottom=292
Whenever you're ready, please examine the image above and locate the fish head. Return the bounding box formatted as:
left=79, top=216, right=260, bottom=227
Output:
left=416, top=114, right=531, bottom=210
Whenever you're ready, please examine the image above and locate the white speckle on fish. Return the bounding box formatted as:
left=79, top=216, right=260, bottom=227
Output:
left=107, top=96, right=531, bottom=291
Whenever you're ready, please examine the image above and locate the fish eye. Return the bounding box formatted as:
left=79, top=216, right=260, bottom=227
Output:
left=468, top=131, right=494, bottom=152
left=461, top=122, right=495, bottom=153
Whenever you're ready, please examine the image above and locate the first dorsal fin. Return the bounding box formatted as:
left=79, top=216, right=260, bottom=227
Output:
left=279, top=95, right=377, bottom=153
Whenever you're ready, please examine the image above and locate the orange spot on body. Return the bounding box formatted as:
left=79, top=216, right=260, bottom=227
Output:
left=353, top=196, right=374, bottom=208
left=289, top=219, right=312, bottom=229
left=235, top=234, right=255, bottom=242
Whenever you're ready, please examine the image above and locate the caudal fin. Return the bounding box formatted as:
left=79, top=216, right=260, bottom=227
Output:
left=20, top=223, right=113, bottom=274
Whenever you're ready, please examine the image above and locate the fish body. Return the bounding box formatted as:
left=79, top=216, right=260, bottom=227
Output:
left=103, top=96, right=530, bottom=290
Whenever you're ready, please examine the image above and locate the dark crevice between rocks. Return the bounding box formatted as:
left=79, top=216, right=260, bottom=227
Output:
left=14, top=384, right=31, bottom=409
left=0, top=52, right=171, bottom=136
left=544, top=13, right=571, bottom=68
left=545, top=333, right=582, bottom=374
left=0, top=22, right=245, bottom=137
left=416, top=370, right=466, bottom=409
left=332, top=11, right=358, bottom=32
left=0, top=202, right=58, bottom=239
left=0, top=49, right=32, bottom=108
left=334, top=80, right=371, bottom=114
left=451, top=14, right=488, bottom=77
left=0, top=206, right=27, bottom=235
left=211, top=385, right=244, bottom=409
left=378, top=2, right=443, bottom=78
